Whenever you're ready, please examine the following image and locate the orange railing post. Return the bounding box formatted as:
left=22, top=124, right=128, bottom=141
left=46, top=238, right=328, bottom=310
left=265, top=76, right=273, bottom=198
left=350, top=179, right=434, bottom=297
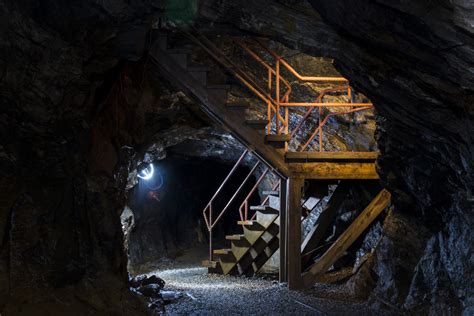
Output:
left=268, top=68, right=272, bottom=135
left=184, top=29, right=374, bottom=153
left=276, top=59, right=281, bottom=135
left=202, top=149, right=248, bottom=261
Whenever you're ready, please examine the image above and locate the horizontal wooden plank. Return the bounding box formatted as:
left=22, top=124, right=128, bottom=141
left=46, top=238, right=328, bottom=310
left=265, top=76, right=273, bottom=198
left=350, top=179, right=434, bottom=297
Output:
left=237, top=220, right=254, bottom=225
left=225, top=234, right=245, bottom=241
left=201, top=260, right=218, bottom=268
left=213, top=249, right=232, bottom=255
left=289, top=162, right=379, bottom=179
left=286, top=151, right=378, bottom=162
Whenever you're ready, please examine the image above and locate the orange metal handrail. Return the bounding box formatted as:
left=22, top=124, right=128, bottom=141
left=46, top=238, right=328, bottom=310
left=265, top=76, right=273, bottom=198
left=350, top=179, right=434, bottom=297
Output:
left=239, top=167, right=269, bottom=221
left=202, top=149, right=279, bottom=261
left=255, top=39, right=347, bottom=83
left=249, top=180, right=281, bottom=221
left=240, top=39, right=374, bottom=152
left=234, top=39, right=292, bottom=102
left=300, top=106, right=372, bottom=151
left=183, top=29, right=288, bottom=130
left=290, top=86, right=350, bottom=140
left=202, top=149, right=250, bottom=260
left=211, top=161, right=261, bottom=229
left=184, top=29, right=374, bottom=153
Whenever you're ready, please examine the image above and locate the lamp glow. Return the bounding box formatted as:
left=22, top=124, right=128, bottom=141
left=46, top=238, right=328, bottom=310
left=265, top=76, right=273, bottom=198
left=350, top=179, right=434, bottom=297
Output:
left=137, top=164, right=154, bottom=180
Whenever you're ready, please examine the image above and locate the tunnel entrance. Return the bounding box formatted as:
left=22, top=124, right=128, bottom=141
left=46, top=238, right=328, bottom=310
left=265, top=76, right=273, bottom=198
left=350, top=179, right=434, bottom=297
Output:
left=122, top=153, right=260, bottom=275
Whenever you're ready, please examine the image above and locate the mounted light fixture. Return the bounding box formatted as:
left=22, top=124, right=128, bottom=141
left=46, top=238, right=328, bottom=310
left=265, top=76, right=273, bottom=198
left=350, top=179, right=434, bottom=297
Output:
left=137, top=164, right=154, bottom=180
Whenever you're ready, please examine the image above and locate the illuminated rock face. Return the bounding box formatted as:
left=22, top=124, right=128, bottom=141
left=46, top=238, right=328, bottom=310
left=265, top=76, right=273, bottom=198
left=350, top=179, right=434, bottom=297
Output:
left=307, top=2, right=474, bottom=313
left=0, top=0, right=472, bottom=314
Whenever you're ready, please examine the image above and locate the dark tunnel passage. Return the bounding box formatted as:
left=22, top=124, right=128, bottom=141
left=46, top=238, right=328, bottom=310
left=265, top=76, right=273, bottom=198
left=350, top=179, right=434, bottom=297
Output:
left=123, top=154, right=260, bottom=274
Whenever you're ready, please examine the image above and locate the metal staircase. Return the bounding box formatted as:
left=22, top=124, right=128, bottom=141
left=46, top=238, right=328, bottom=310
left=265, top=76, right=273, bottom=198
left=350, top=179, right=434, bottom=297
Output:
left=149, top=30, right=289, bottom=177
left=210, top=204, right=280, bottom=275
left=149, top=28, right=388, bottom=284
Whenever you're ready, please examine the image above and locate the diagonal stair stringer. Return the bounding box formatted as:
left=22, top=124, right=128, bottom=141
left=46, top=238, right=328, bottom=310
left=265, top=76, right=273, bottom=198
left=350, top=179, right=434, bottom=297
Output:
left=149, top=38, right=289, bottom=178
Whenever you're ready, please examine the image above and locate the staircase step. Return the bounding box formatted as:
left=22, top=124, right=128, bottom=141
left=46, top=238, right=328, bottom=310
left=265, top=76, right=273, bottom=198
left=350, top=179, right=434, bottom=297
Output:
left=245, top=119, right=268, bottom=129
left=265, top=134, right=291, bottom=148
left=201, top=260, right=218, bottom=268
left=187, top=68, right=207, bottom=84
left=207, top=84, right=231, bottom=91
left=262, top=190, right=279, bottom=196
left=238, top=220, right=265, bottom=231
left=168, top=52, right=188, bottom=68
left=166, top=48, right=192, bottom=54
left=250, top=205, right=279, bottom=214
left=265, top=134, right=291, bottom=142
left=213, top=248, right=232, bottom=255
left=226, top=234, right=245, bottom=241
left=206, top=86, right=228, bottom=105
left=226, top=103, right=249, bottom=110
left=187, top=65, right=211, bottom=72
left=237, top=220, right=254, bottom=226
left=156, top=32, right=168, bottom=50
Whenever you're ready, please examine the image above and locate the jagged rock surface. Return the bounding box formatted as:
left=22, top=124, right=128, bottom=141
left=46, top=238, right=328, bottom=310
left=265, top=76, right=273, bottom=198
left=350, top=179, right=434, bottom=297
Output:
left=0, top=0, right=473, bottom=314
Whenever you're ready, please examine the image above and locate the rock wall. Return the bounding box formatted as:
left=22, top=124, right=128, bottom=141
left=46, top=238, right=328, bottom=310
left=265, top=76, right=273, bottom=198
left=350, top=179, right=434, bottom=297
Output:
left=126, top=155, right=259, bottom=274
left=0, top=1, right=157, bottom=313
left=0, top=0, right=472, bottom=314
left=308, top=2, right=474, bottom=313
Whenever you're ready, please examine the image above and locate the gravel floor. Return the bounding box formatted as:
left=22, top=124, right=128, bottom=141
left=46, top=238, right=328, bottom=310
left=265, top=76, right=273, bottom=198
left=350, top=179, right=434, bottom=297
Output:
left=150, top=265, right=375, bottom=315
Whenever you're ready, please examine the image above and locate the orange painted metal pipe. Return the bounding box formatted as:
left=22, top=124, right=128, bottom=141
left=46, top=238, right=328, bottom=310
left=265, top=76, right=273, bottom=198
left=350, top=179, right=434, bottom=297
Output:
left=279, top=102, right=373, bottom=107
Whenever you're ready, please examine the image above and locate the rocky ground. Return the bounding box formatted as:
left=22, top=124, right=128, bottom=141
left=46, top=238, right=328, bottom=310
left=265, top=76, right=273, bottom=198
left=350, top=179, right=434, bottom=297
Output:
left=141, top=247, right=397, bottom=315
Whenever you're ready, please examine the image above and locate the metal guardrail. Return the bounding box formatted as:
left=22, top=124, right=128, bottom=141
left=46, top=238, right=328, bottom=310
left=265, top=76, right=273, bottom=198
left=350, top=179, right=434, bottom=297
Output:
left=202, top=149, right=277, bottom=260
left=236, top=38, right=374, bottom=152
left=188, top=30, right=378, bottom=261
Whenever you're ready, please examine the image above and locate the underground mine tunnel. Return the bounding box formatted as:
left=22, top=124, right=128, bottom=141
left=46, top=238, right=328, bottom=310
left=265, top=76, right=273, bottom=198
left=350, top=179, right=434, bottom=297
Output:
left=0, top=0, right=473, bottom=315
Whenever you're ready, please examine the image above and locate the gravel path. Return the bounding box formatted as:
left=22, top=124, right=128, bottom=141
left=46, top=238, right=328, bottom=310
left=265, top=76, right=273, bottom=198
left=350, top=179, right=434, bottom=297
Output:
left=151, top=265, right=375, bottom=315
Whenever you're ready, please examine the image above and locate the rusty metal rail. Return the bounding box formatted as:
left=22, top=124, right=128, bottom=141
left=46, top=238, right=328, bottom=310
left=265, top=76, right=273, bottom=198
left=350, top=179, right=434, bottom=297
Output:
left=192, top=30, right=378, bottom=261
left=237, top=38, right=374, bottom=152
left=182, top=28, right=374, bottom=152
left=202, top=149, right=278, bottom=261
left=202, top=149, right=248, bottom=260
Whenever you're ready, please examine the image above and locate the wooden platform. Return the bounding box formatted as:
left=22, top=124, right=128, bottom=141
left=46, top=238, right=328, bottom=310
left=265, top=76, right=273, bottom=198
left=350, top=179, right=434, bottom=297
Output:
left=286, top=151, right=378, bottom=162
left=289, top=162, right=378, bottom=179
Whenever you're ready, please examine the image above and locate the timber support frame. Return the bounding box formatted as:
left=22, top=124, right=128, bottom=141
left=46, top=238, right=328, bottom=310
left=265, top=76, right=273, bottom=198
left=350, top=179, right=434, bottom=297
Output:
left=285, top=177, right=304, bottom=289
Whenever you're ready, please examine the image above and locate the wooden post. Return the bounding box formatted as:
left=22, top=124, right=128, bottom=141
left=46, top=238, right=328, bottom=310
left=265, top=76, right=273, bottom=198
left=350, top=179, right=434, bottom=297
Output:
left=287, top=177, right=304, bottom=289
left=279, top=178, right=288, bottom=283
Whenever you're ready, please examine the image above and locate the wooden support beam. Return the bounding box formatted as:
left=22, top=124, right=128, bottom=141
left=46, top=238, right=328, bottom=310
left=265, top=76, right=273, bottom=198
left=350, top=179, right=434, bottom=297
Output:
left=279, top=179, right=288, bottom=283
left=287, top=177, right=304, bottom=289
left=286, top=151, right=378, bottom=162
left=301, top=182, right=350, bottom=269
left=289, top=162, right=379, bottom=180
left=302, top=189, right=391, bottom=288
